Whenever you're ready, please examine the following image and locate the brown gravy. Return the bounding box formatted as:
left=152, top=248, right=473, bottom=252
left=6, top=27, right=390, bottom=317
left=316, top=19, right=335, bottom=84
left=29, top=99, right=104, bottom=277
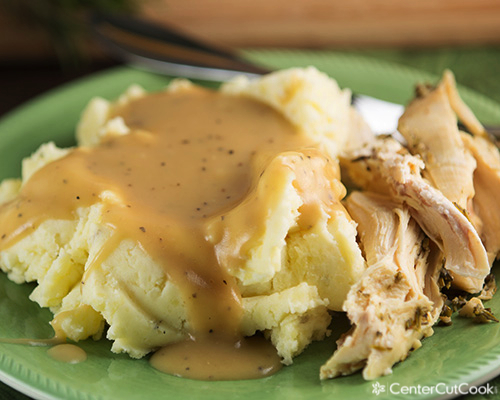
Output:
left=0, top=327, right=87, bottom=365
left=150, top=335, right=282, bottom=380
left=0, top=86, right=321, bottom=380
left=47, top=343, right=87, bottom=364
left=0, top=337, right=61, bottom=347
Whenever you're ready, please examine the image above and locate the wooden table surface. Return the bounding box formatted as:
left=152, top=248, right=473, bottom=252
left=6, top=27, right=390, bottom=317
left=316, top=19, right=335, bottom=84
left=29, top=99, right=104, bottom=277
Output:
left=1, top=0, right=500, bottom=63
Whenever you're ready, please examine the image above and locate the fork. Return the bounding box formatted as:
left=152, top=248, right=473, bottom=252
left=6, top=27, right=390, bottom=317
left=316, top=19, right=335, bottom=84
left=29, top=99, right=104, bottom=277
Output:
left=89, top=12, right=499, bottom=137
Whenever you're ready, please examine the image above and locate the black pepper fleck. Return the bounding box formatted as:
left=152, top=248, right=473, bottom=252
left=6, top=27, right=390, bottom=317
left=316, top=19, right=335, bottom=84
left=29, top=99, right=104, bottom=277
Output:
left=139, top=226, right=146, bottom=233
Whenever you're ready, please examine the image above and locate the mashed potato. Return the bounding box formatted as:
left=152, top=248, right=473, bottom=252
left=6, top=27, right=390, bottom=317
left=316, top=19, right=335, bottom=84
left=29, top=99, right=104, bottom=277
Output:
left=0, top=67, right=365, bottom=368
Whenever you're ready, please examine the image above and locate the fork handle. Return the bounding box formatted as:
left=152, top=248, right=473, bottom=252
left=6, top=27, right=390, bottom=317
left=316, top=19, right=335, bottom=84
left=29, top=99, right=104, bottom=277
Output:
left=90, top=12, right=270, bottom=80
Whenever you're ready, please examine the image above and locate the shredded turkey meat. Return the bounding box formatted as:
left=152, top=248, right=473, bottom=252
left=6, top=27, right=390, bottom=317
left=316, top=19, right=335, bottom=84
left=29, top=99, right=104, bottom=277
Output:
left=398, top=72, right=476, bottom=211
left=461, top=134, right=500, bottom=262
left=441, top=68, right=500, bottom=262
left=320, top=191, right=443, bottom=380
left=323, top=70, right=500, bottom=381
left=341, top=137, right=490, bottom=293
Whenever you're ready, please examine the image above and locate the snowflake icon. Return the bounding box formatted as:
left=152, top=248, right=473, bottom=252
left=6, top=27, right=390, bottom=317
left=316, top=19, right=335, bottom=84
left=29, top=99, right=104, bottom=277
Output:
left=372, top=382, right=386, bottom=395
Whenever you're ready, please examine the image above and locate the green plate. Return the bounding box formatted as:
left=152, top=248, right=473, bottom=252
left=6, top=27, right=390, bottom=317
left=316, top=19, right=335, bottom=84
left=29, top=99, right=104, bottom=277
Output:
left=1, top=51, right=500, bottom=400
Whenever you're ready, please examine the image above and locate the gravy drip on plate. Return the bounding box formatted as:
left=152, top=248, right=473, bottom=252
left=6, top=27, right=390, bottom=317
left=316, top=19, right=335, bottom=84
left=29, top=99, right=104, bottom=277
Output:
left=47, top=343, right=87, bottom=364
left=0, top=86, right=313, bottom=379
left=150, top=335, right=282, bottom=380
left=0, top=320, right=86, bottom=364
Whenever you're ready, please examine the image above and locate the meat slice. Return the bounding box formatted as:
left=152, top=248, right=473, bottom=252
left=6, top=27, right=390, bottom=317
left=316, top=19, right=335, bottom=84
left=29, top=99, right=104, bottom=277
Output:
left=397, top=72, right=476, bottom=210
left=341, top=138, right=490, bottom=293
left=441, top=70, right=489, bottom=139
left=440, top=69, right=500, bottom=261
left=462, top=133, right=500, bottom=262
left=320, top=191, right=442, bottom=380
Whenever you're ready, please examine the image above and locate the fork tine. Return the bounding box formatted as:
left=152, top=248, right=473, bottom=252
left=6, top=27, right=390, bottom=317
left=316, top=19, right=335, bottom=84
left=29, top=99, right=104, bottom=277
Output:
left=351, top=94, right=404, bottom=136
